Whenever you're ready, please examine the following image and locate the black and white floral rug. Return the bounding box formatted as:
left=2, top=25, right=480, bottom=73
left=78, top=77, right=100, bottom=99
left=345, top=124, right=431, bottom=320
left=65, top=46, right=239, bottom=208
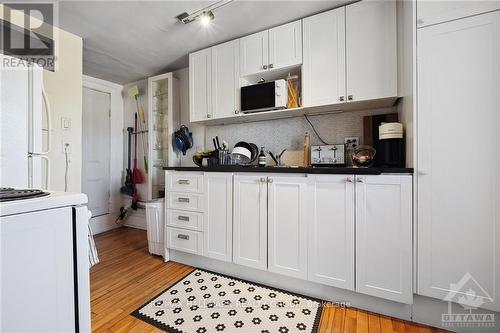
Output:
left=132, top=268, right=323, bottom=333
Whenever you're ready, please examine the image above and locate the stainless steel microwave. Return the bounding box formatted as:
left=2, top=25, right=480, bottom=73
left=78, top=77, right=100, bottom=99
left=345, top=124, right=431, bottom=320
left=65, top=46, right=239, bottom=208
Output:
left=240, top=79, right=288, bottom=113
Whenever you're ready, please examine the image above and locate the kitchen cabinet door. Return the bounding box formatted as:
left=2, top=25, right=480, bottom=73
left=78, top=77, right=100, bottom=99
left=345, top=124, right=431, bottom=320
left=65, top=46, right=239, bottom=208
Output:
left=211, top=40, right=240, bottom=118
left=417, top=0, right=500, bottom=28
left=308, top=175, right=354, bottom=290
left=203, top=173, right=232, bottom=262
left=346, top=0, right=397, bottom=102
left=239, top=30, right=269, bottom=76
left=189, top=48, right=212, bottom=121
left=302, top=7, right=346, bottom=107
left=417, top=11, right=500, bottom=312
left=233, top=175, right=267, bottom=270
left=268, top=20, right=302, bottom=70
left=268, top=176, right=308, bottom=279
left=355, top=175, right=412, bottom=304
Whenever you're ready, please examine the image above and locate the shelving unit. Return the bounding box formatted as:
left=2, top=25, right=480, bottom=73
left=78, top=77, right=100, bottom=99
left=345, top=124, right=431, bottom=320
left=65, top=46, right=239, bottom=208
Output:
left=147, top=72, right=180, bottom=200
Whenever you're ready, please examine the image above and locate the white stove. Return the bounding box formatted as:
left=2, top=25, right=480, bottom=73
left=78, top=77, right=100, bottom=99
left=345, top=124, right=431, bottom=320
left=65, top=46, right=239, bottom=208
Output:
left=0, top=189, right=91, bottom=332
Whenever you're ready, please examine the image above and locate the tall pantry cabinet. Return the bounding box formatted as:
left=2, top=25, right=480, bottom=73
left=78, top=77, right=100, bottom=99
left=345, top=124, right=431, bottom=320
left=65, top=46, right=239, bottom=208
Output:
left=417, top=10, right=500, bottom=312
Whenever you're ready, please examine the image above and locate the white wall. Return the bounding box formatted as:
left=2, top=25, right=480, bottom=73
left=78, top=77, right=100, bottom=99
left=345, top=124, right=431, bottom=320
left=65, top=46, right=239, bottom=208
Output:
left=43, top=28, right=83, bottom=192
left=83, top=75, right=124, bottom=234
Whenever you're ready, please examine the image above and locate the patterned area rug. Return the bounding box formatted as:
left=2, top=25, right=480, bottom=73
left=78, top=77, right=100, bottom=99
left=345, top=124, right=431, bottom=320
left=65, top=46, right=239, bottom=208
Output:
left=132, top=268, right=323, bottom=333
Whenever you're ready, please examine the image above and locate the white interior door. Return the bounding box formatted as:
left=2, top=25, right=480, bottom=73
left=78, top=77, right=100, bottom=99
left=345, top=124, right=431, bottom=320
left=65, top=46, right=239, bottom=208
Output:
left=82, top=87, right=111, bottom=217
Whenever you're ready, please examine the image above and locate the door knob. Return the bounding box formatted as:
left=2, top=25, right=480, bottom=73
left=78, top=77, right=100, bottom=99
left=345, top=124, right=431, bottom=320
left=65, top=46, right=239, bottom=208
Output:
left=263, top=65, right=268, bottom=70
left=346, top=177, right=353, bottom=183
left=207, top=114, right=212, bottom=118
left=348, top=95, right=353, bottom=101
left=357, top=177, right=364, bottom=183
left=269, top=64, right=274, bottom=69
left=268, top=178, right=273, bottom=183
left=339, top=96, right=345, bottom=102
left=260, top=177, right=266, bottom=183
left=234, top=110, right=239, bottom=114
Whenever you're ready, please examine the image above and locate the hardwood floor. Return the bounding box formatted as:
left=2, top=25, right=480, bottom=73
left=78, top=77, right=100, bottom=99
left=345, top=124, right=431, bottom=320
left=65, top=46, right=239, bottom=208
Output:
left=91, top=227, right=448, bottom=333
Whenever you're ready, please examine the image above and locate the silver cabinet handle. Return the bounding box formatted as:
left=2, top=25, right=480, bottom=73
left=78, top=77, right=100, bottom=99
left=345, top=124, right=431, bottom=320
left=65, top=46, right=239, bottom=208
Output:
left=177, top=234, right=189, bottom=240
left=268, top=178, right=273, bottom=183
left=269, top=64, right=274, bottom=69
left=178, top=179, right=190, bottom=185
left=357, top=177, right=364, bottom=183
left=348, top=95, right=353, bottom=101
left=263, top=65, right=268, bottom=70
left=207, top=114, right=212, bottom=118
left=339, top=96, right=345, bottom=102
left=346, top=177, right=353, bottom=183
left=260, top=177, right=266, bottom=183
left=234, top=110, right=239, bottom=114
left=178, top=216, right=190, bottom=221
left=178, top=197, right=190, bottom=203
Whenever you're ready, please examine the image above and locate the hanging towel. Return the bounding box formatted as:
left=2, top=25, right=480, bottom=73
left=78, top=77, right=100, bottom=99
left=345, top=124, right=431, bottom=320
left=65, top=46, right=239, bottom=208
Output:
left=87, top=210, right=100, bottom=267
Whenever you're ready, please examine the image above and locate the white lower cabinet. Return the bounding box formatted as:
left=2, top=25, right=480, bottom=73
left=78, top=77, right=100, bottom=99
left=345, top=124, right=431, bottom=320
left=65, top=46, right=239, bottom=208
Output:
left=268, top=176, right=309, bottom=280
left=308, top=175, right=355, bottom=290
left=166, top=171, right=413, bottom=304
left=233, top=175, right=268, bottom=270
left=204, top=173, right=233, bottom=262
left=355, top=175, right=412, bottom=304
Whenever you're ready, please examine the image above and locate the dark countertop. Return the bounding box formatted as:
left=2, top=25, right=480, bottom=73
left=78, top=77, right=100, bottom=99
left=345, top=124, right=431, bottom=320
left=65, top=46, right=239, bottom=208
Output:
left=163, top=165, right=413, bottom=175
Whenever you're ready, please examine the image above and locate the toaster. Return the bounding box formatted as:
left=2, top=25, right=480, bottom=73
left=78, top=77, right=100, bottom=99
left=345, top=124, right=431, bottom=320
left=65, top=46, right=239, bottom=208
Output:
left=310, top=145, right=345, bottom=166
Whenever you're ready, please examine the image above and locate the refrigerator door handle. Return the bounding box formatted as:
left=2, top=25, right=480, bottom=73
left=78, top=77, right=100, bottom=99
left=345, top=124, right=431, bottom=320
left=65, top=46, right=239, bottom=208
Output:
left=40, top=155, right=50, bottom=190
left=39, top=87, right=52, bottom=155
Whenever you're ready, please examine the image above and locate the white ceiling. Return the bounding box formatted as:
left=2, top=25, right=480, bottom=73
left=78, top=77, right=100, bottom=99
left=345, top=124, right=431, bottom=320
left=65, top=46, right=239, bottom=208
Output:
left=58, top=1, right=351, bottom=84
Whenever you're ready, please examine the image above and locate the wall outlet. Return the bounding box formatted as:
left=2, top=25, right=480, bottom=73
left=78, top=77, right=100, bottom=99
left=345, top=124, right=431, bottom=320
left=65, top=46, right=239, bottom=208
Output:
left=344, top=137, right=359, bottom=151
left=62, top=141, right=71, bottom=154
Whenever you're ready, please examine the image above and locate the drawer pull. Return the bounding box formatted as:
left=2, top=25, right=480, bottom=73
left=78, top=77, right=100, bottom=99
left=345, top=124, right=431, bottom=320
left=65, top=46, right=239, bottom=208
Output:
left=178, top=197, right=190, bottom=203
left=178, top=179, right=190, bottom=185
left=178, top=215, right=190, bottom=221
left=177, top=234, right=190, bottom=240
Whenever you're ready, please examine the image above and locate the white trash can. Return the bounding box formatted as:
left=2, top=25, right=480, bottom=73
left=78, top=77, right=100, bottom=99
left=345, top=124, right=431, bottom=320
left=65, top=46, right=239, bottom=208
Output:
left=145, top=200, right=165, bottom=256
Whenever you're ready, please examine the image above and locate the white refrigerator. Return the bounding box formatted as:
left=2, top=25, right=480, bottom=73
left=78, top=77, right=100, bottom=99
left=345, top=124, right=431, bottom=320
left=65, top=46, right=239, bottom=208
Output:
left=0, top=54, right=51, bottom=189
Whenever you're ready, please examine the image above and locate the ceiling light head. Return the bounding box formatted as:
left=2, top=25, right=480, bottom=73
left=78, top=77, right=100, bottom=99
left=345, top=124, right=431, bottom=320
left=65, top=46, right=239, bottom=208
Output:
left=199, top=11, right=215, bottom=26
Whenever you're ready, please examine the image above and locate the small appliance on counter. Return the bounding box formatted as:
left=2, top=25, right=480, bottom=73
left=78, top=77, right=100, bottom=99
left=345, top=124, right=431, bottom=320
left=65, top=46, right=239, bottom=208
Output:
left=351, top=145, right=376, bottom=168
left=310, top=144, right=345, bottom=166
left=241, top=79, right=288, bottom=113
left=378, top=122, right=405, bottom=168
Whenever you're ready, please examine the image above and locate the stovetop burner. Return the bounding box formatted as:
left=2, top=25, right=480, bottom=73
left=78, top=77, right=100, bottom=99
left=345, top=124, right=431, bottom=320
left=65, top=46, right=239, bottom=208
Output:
left=0, top=188, right=50, bottom=202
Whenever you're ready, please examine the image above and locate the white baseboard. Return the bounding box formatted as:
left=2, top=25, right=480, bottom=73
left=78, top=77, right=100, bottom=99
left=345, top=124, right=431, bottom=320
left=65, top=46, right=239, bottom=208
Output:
left=90, top=214, right=120, bottom=234
left=123, top=207, right=147, bottom=230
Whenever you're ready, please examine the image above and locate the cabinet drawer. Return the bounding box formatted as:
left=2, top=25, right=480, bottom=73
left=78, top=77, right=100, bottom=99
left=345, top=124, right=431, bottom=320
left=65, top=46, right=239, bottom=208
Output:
left=166, top=227, right=203, bottom=255
left=166, top=209, right=203, bottom=231
left=166, top=192, right=204, bottom=212
left=167, top=173, right=204, bottom=193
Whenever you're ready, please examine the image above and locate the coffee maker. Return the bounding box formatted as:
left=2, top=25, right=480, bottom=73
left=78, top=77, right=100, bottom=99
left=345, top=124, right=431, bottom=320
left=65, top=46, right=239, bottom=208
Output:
left=377, top=122, right=405, bottom=168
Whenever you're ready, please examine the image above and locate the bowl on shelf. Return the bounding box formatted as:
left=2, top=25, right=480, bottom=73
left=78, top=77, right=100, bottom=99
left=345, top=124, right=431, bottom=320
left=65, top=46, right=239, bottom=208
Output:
left=351, top=145, right=376, bottom=168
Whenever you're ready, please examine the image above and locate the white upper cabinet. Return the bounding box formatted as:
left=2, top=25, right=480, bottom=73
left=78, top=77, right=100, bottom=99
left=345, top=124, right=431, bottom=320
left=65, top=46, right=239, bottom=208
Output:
left=417, top=11, right=500, bottom=312
left=417, top=0, right=500, bottom=28
left=356, top=175, right=412, bottom=304
left=303, top=7, right=346, bottom=107
left=308, top=175, right=354, bottom=290
left=239, top=31, right=269, bottom=77
left=268, top=20, right=302, bottom=71
left=240, top=20, right=302, bottom=77
left=211, top=40, right=240, bottom=118
left=346, top=0, right=397, bottom=102
left=189, top=48, right=212, bottom=121
left=267, top=176, right=308, bottom=280
left=233, top=175, right=267, bottom=270
left=203, top=173, right=233, bottom=262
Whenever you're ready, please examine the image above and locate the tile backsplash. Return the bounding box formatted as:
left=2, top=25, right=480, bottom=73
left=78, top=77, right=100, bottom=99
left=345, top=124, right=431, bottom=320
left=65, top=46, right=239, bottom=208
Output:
left=205, top=107, right=397, bottom=166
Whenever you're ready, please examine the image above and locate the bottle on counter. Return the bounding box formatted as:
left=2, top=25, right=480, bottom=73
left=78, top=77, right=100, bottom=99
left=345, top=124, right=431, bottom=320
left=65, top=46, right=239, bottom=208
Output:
left=303, top=132, right=310, bottom=167
left=258, top=147, right=266, bottom=167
